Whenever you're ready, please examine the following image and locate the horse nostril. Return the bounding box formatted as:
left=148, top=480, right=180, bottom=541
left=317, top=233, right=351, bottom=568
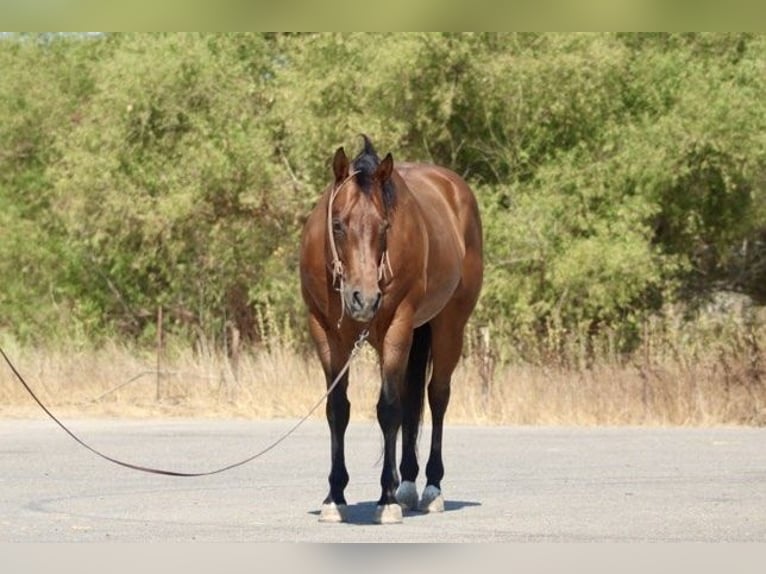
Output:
left=372, top=291, right=382, bottom=311
left=352, top=290, right=364, bottom=310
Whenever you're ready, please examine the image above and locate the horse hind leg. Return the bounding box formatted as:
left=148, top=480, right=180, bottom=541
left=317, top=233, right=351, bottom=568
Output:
left=396, top=323, right=431, bottom=512
left=420, top=377, right=449, bottom=513
left=420, top=313, right=468, bottom=514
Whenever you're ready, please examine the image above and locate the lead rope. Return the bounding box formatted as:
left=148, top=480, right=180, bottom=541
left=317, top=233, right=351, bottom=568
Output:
left=0, top=329, right=369, bottom=477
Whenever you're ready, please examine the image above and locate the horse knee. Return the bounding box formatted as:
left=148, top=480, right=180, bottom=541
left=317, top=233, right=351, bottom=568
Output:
left=377, top=377, right=403, bottom=424
left=326, top=391, right=350, bottom=425
left=329, top=467, right=349, bottom=490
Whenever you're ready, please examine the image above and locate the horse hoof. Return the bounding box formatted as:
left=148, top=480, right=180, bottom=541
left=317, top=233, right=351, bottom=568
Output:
left=419, top=485, right=445, bottom=513
left=395, top=481, right=419, bottom=511
left=374, top=503, right=403, bottom=524
left=319, top=502, right=348, bottom=523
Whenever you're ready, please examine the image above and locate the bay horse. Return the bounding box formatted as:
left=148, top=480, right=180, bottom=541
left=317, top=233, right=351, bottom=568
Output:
left=299, top=135, right=483, bottom=524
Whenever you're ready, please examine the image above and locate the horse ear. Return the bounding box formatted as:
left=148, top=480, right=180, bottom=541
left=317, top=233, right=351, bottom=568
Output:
left=375, top=152, right=393, bottom=183
left=375, top=153, right=396, bottom=210
left=333, top=146, right=349, bottom=183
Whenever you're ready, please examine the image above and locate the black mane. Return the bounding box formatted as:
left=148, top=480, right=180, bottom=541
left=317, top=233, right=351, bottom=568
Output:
left=352, top=134, right=395, bottom=210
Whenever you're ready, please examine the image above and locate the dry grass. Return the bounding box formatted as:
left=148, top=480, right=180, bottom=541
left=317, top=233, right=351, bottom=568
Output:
left=2, top=317, right=765, bottom=426
left=0, top=339, right=379, bottom=421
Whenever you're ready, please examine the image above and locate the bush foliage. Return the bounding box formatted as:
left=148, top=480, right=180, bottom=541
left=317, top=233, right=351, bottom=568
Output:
left=1, top=33, right=765, bottom=358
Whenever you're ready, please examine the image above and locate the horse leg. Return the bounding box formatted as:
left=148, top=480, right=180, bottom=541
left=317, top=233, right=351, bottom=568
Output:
left=374, top=318, right=413, bottom=524
left=309, top=314, right=353, bottom=523
left=421, top=316, right=466, bottom=513
left=396, top=323, right=431, bottom=512
left=320, top=369, right=351, bottom=522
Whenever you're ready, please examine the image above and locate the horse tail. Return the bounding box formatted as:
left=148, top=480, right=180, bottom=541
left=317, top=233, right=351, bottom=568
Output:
left=406, top=322, right=432, bottom=426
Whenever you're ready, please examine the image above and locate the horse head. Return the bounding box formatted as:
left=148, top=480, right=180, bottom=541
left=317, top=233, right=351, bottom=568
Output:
left=327, top=135, right=395, bottom=323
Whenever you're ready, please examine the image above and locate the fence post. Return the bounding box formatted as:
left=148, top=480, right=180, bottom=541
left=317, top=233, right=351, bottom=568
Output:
left=230, top=323, right=241, bottom=384
left=156, top=305, right=163, bottom=402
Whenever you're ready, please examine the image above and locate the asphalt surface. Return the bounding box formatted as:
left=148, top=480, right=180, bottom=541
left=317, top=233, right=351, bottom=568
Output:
left=1, top=418, right=765, bottom=542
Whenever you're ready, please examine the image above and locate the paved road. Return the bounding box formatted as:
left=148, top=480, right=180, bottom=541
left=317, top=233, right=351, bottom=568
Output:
left=1, top=418, right=764, bottom=542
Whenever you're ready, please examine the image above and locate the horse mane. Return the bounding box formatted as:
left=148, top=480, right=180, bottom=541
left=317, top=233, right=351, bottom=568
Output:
left=352, top=134, right=396, bottom=210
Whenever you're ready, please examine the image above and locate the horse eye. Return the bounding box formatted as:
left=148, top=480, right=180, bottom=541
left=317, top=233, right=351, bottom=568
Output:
left=332, top=219, right=344, bottom=236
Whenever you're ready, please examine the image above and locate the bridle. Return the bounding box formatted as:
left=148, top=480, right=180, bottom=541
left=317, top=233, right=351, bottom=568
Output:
left=326, top=170, right=393, bottom=328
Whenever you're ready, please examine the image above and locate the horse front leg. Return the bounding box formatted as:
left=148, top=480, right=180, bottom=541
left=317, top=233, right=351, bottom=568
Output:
left=374, top=318, right=413, bottom=524
left=320, top=368, right=351, bottom=522
left=309, top=314, right=353, bottom=523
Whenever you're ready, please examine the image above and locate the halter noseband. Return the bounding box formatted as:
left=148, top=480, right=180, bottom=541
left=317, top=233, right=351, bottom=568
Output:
left=327, top=170, right=393, bottom=328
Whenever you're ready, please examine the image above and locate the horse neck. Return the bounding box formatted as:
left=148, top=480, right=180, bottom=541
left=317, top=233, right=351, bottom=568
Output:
left=386, top=175, right=428, bottom=272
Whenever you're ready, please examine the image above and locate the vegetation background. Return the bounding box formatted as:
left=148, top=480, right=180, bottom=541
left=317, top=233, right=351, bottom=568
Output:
left=1, top=33, right=764, bottom=424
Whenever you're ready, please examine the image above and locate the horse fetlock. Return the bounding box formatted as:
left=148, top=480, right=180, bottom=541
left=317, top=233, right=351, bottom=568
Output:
left=329, top=470, right=349, bottom=490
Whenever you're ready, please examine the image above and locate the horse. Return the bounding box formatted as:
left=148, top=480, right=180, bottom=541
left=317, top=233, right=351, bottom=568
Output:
left=299, top=135, right=483, bottom=524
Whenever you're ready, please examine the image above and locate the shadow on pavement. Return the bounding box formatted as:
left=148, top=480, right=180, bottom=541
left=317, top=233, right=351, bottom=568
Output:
left=308, top=499, right=481, bottom=525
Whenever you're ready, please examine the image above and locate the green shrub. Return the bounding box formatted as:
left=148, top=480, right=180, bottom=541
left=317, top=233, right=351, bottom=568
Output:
left=1, top=33, right=764, bottom=362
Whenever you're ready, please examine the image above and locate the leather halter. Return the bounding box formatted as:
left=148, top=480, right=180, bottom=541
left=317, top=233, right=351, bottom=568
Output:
left=327, top=170, right=393, bottom=328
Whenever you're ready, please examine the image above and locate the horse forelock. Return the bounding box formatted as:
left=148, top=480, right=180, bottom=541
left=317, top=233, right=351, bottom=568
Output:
left=351, top=135, right=396, bottom=211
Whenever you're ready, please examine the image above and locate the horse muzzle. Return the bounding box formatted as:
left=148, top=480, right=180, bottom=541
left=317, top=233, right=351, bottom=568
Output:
left=343, top=287, right=382, bottom=323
